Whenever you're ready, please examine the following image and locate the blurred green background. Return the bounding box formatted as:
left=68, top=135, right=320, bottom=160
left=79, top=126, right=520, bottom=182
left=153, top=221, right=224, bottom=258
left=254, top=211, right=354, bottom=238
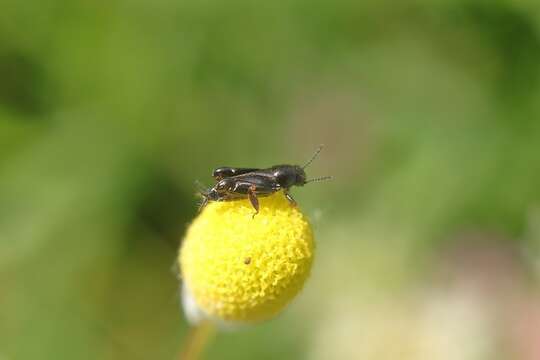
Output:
left=2, top=0, right=540, bottom=359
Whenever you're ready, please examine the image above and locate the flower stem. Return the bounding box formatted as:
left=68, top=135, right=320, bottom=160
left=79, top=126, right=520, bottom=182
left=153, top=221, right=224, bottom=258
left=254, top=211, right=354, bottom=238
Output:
left=179, top=321, right=215, bottom=360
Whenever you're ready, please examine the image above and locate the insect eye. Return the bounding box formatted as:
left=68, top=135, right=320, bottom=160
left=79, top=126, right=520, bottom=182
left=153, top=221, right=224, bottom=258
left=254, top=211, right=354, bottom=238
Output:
left=208, top=188, right=219, bottom=199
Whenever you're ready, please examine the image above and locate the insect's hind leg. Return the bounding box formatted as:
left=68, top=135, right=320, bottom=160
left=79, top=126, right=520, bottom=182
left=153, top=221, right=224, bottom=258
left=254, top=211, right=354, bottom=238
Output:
left=247, top=185, right=260, bottom=218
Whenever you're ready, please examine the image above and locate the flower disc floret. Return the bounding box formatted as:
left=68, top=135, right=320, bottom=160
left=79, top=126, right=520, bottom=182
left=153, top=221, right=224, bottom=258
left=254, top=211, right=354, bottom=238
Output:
left=179, top=191, right=314, bottom=323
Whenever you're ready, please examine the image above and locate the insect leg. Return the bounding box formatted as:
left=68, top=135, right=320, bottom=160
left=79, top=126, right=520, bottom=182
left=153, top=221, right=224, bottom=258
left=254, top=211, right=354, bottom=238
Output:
left=198, top=196, right=209, bottom=212
left=284, top=190, right=297, bottom=206
left=247, top=184, right=259, bottom=218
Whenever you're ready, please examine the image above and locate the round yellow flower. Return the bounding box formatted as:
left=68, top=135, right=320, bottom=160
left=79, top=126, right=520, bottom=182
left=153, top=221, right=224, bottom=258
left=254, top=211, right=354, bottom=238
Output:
left=179, top=191, right=314, bottom=324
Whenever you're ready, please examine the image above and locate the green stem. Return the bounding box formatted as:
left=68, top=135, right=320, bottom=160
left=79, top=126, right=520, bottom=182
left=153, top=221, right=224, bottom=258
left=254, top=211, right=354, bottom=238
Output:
left=179, top=321, right=216, bottom=360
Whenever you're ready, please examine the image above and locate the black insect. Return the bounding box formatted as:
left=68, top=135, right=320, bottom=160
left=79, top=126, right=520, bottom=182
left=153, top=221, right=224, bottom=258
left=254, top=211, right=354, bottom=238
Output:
left=198, top=146, right=331, bottom=216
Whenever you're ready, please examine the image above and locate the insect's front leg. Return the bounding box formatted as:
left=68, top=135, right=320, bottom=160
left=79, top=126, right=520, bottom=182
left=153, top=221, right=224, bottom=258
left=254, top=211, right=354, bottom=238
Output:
left=198, top=196, right=209, bottom=212
left=284, top=189, right=297, bottom=206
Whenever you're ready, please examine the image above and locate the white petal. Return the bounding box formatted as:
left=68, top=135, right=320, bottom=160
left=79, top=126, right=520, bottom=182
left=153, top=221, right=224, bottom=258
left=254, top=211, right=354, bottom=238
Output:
left=180, top=282, right=252, bottom=330
left=181, top=282, right=208, bottom=325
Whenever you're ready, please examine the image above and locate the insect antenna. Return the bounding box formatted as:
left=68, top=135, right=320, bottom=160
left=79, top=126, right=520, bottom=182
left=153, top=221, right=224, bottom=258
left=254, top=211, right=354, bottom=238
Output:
left=194, top=180, right=211, bottom=211
left=302, top=145, right=324, bottom=169
left=305, top=175, right=333, bottom=184
left=194, top=180, right=209, bottom=193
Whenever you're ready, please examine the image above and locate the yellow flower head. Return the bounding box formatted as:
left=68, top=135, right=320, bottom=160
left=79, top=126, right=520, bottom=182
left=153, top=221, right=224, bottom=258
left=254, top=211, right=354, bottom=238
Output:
left=179, top=191, right=314, bottom=324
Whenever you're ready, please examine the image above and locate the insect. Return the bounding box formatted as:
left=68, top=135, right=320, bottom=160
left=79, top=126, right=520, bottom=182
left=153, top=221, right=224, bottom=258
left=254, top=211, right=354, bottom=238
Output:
left=198, top=145, right=331, bottom=216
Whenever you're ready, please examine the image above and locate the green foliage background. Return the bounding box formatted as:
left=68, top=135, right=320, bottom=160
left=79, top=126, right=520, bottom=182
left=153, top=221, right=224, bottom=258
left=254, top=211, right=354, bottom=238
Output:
left=1, top=0, right=540, bottom=359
